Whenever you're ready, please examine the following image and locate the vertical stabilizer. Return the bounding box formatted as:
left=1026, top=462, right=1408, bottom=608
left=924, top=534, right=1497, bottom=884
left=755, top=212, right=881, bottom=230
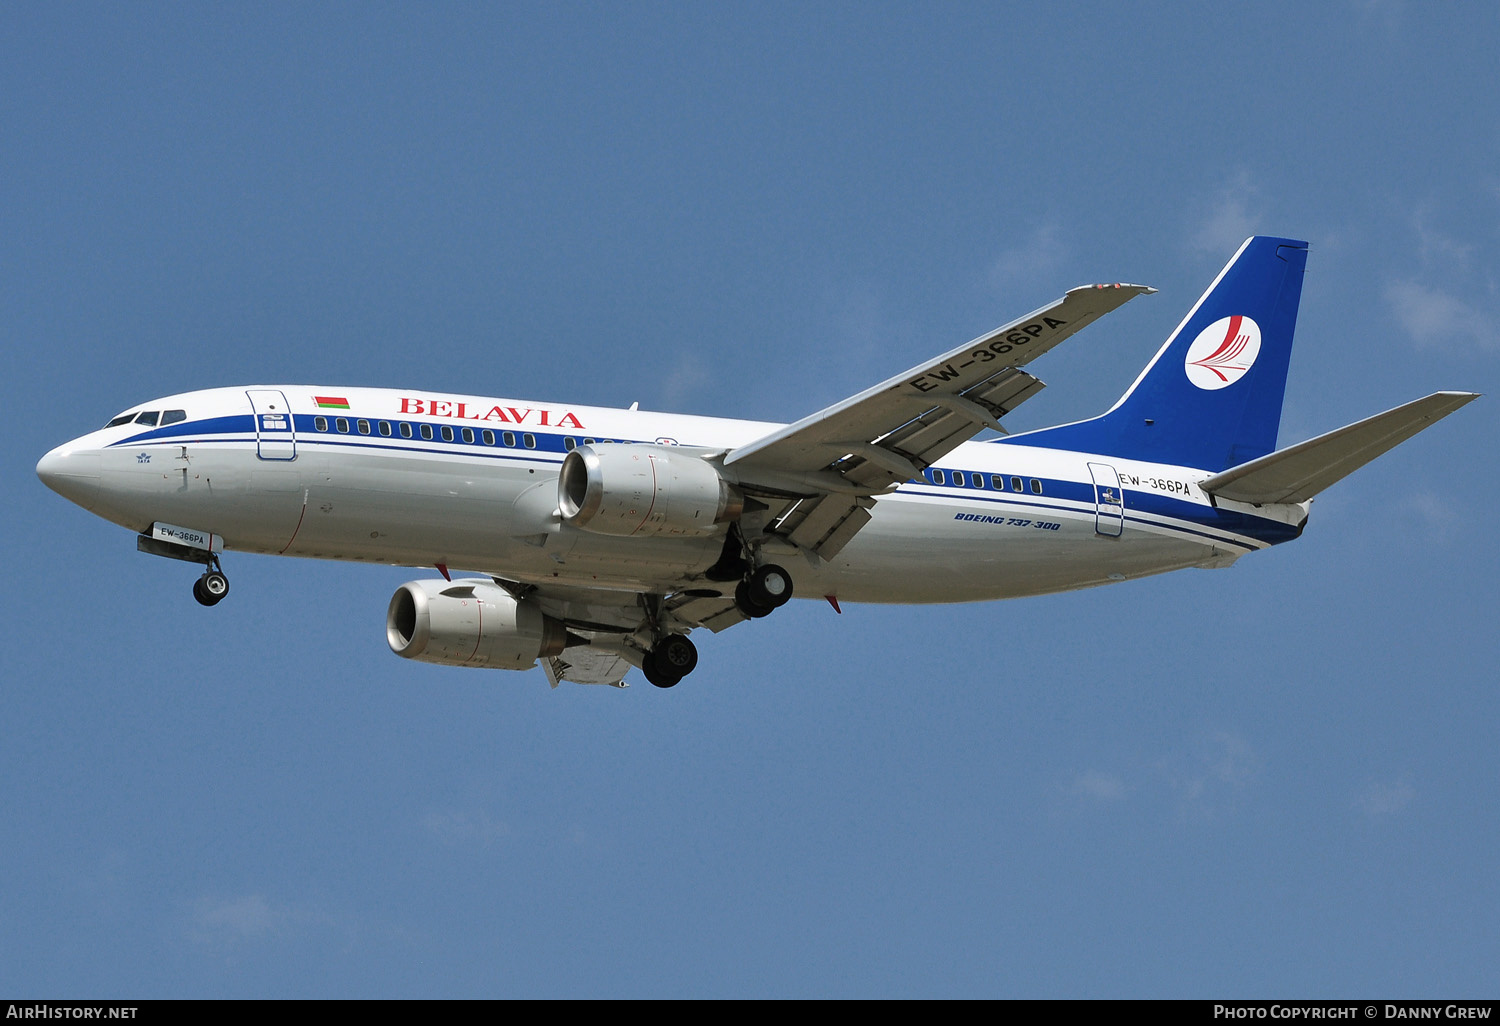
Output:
left=1009, top=236, right=1308, bottom=471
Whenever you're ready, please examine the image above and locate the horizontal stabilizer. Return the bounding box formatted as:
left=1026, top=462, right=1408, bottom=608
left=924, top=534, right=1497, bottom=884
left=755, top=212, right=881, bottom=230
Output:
left=1199, top=391, right=1479, bottom=504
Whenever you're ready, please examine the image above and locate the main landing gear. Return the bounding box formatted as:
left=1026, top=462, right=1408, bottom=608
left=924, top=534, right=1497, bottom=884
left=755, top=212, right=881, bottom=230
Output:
left=735, top=563, right=793, bottom=619
left=636, top=561, right=795, bottom=689
left=642, top=633, right=698, bottom=688
left=645, top=564, right=792, bottom=687
left=192, top=556, right=230, bottom=607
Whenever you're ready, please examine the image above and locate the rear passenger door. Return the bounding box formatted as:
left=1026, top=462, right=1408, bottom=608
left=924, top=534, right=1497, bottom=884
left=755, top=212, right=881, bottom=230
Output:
left=1087, top=462, right=1125, bottom=537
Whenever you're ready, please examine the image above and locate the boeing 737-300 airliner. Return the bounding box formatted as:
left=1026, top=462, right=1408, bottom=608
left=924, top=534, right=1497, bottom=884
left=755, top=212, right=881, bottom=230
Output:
left=36, top=237, right=1477, bottom=688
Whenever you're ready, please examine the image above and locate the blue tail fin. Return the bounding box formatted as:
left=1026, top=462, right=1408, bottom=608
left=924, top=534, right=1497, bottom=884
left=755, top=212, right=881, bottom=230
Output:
left=1009, top=236, right=1308, bottom=471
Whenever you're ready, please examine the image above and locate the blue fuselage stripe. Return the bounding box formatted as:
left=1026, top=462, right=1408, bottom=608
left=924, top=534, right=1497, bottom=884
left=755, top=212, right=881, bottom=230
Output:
left=108, top=415, right=1296, bottom=548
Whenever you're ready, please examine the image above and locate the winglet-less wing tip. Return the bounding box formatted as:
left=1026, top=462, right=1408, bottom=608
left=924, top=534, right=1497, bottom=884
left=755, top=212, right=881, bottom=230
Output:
left=1073, top=282, right=1156, bottom=296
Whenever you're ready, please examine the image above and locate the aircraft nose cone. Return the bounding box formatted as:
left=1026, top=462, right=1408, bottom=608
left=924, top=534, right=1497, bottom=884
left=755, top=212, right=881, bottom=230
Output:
left=37, top=444, right=102, bottom=508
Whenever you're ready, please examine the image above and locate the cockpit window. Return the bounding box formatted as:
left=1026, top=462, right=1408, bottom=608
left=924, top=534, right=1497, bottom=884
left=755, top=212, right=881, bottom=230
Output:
left=161, top=410, right=187, bottom=426
left=106, top=413, right=138, bottom=428
left=134, top=411, right=160, bottom=427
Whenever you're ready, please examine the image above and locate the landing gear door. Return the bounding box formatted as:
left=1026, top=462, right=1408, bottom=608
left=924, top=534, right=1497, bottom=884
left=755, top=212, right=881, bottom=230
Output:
left=1087, top=462, right=1124, bottom=537
left=247, top=389, right=296, bottom=461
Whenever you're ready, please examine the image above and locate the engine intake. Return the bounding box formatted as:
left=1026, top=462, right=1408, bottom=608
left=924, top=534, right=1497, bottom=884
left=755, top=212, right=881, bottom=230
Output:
left=558, top=443, right=742, bottom=537
left=387, top=579, right=569, bottom=670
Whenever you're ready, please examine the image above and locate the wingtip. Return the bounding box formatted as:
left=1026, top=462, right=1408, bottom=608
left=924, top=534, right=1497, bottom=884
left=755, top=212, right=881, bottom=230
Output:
left=1070, top=282, right=1157, bottom=296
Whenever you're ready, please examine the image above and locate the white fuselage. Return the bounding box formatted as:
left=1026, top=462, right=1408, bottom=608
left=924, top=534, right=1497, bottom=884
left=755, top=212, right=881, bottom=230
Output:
left=37, top=385, right=1307, bottom=603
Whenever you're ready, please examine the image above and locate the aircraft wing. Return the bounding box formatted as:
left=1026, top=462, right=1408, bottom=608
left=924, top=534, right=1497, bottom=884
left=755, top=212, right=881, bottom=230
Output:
left=723, top=283, right=1154, bottom=558
left=510, top=283, right=1155, bottom=682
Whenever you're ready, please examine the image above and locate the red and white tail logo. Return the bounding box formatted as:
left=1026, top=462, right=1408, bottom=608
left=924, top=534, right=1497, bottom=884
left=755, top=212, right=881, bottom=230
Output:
left=1183, top=315, right=1261, bottom=390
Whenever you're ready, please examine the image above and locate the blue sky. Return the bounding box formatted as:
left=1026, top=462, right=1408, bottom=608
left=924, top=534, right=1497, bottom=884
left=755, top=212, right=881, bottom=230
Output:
left=4, top=2, right=1497, bottom=998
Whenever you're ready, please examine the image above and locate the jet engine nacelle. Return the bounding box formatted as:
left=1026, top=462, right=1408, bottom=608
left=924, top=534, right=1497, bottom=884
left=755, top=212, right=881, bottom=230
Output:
left=557, top=443, right=743, bottom=537
left=387, top=578, right=569, bottom=670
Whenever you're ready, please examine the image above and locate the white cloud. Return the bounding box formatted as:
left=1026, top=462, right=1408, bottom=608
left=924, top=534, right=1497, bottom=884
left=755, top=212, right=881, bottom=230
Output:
left=1203, top=731, right=1259, bottom=786
left=1412, top=217, right=1477, bottom=268
left=423, top=807, right=514, bottom=847
left=1350, top=0, right=1406, bottom=36
left=657, top=351, right=712, bottom=410
left=1398, top=489, right=1462, bottom=540
left=988, top=224, right=1068, bottom=295
left=1070, top=771, right=1128, bottom=801
left=1188, top=172, right=1265, bottom=256
left=186, top=892, right=361, bottom=951
left=1357, top=778, right=1415, bottom=817
left=189, top=893, right=286, bottom=944
left=1066, top=732, right=1265, bottom=814
left=818, top=281, right=917, bottom=393
left=196, top=894, right=277, bottom=936
left=1385, top=278, right=1496, bottom=349
left=1158, top=731, right=1261, bottom=812
left=1384, top=212, right=1499, bottom=350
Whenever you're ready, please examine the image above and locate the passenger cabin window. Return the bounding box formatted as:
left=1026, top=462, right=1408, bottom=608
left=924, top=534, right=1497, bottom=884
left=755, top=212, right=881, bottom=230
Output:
left=502, top=431, right=516, bottom=447
left=419, top=424, right=433, bottom=440
left=564, top=437, right=577, bottom=450
left=161, top=410, right=187, bottom=426
left=461, top=427, right=474, bottom=444
left=106, top=413, right=138, bottom=428
left=931, top=469, right=946, bottom=485
left=314, top=416, right=328, bottom=431
left=336, top=418, right=350, bottom=433
left=357, top=419, right=371, bottom=434
left=523, top=433, right=536, bottom=449
left=440, top=426, right=454, bottom=442
left=378, top=421, right=392, bottom=437
left=992, top=475, right=1004, bottom=490
left=482, top=429, right=495, bottom=445
left=134, top=411, right=159, bottom=427
left=973, top=474, right=985, bottom=489
left=399, top=423, right=413, bottom=438
left=1011, top=476, right=1023, bottom=492
left=1030, top=479, right=1042, bottom=494
left=952, top=471, right=966, bottom=487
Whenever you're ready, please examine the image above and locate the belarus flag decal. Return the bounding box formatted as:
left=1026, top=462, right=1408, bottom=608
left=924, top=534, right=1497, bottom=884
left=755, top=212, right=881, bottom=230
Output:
left=314, top=396, right=350, bottom=409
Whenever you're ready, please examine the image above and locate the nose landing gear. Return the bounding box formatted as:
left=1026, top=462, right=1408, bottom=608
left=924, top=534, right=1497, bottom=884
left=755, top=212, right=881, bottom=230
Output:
left=134, top=526, right=231, bottom=608
left=192, top=557, right=230, bottom=607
